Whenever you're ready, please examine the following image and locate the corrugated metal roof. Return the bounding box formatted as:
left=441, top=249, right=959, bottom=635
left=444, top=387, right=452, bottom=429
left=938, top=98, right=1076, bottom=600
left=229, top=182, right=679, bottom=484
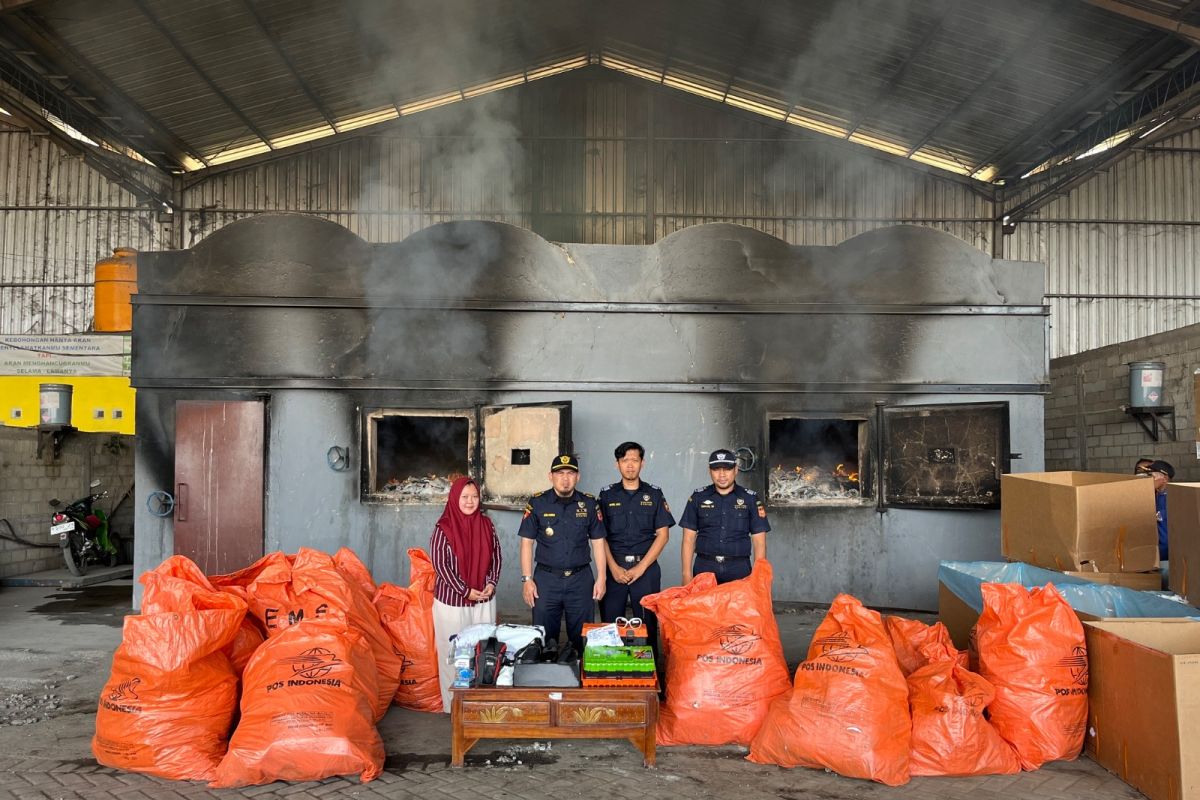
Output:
left=0, top=0, right=1195, bottom=181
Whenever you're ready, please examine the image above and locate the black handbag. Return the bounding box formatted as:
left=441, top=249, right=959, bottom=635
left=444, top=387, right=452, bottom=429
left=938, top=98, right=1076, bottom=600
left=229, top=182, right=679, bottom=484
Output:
left=473, top=636, right=507, bottom=686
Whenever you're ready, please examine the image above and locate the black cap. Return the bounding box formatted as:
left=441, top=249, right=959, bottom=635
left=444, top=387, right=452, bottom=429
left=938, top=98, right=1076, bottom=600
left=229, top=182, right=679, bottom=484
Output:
left=708, top=449, right=738, bottom=468
left=1149, top=460, right=1175, bottom=479
left=550, top=454, right=579, bottom=472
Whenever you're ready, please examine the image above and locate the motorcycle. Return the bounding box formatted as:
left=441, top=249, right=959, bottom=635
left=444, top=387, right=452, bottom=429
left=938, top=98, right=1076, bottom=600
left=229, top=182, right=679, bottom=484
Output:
left=49, top=479, right=122, bottom=576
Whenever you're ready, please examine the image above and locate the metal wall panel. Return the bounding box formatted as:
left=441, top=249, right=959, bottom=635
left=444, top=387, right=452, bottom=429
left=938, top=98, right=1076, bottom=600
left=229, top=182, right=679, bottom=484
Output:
left=179, top=75, right=995, bottom=254
left=7, top=72, right=1200, bottom=357
left=0, top=132, right=162, bottom=334
left=1005, top=129, right=1200, bottom=357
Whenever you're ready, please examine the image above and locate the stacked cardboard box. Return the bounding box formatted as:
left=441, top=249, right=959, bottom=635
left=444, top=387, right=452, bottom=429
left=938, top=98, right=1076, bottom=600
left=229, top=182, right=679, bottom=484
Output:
left=1000, top=471, right=1159, bottom=580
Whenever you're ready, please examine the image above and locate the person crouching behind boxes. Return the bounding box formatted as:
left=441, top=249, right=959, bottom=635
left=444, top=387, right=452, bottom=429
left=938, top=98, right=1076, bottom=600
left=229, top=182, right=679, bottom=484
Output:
left=519, top=454, right=607, bottom=657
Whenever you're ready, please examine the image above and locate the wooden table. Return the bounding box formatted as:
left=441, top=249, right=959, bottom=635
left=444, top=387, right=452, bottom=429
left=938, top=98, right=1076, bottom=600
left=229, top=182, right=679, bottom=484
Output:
left=450, top=685, right=658, bottom=767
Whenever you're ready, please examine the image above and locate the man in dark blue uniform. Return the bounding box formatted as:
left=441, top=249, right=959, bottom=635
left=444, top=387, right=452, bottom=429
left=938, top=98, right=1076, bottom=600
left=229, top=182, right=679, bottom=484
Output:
left=598, top=441, right=675, bottom=652
left=680, top=448, right=770, bottom=584
left=519, top=454, right=606, bottom=656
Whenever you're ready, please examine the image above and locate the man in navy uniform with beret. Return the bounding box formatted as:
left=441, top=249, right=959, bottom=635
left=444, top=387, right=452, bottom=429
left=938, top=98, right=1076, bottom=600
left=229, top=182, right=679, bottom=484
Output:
left=680, top=448, right=770, bottom=584
left=519, top=454, right=607, bottom=656
left=598, top=441, right=675, bottom=652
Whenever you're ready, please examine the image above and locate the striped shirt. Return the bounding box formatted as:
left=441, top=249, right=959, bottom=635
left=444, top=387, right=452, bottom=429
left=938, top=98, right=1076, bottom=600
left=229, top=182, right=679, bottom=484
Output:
left=430, top=523, right=502, bottom=607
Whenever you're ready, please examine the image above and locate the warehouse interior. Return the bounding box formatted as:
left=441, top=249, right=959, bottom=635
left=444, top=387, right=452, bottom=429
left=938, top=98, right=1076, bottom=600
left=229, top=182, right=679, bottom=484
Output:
left=1, top=0, right=1200, bottom=793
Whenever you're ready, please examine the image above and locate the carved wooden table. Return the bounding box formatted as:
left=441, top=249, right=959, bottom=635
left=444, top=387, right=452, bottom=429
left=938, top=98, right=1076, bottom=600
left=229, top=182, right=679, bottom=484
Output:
left=450, top=685, right=658, bottom=767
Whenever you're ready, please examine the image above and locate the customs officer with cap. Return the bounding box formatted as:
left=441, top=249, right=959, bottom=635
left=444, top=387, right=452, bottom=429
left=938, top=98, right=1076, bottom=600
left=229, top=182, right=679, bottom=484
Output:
left=598, top=441, right=675, bottom=652
left=680, top=448, right=770, bottom=585
left=518, top=454, right=607, bottom=656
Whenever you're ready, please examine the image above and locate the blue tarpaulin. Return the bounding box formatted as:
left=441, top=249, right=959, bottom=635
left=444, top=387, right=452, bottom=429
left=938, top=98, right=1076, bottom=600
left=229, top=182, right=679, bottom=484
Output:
left=938, top=561, right=1197, bottom=619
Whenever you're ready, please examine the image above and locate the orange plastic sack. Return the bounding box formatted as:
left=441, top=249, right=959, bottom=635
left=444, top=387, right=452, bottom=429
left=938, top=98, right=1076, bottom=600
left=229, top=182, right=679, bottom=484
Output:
left=976, top=582, right=1088, bottom=770
left=334, top=546, right=378, bottom=597
left=748, top=594, right=910, bottom=786
left=212, top=548, right=401, bottom=721
left=908, top=639, right=1021, bottom=776
left=141, top=555, right=264, bottom=676
left=374, top=548, right=442, bottom=713
left=92, top=589, right=245, bottom=781
left=210, top=620, right=384, bottom=787
left=226, top=619, right=267, bottom=676
left=640, top=560, right=789, bottom=746
left=885, top=616, right=968, bottom=676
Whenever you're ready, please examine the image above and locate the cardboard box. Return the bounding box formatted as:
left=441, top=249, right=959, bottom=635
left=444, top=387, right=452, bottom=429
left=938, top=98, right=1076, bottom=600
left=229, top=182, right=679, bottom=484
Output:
left=1001, top=472, right=1158, bottom=572
left=1084, top=619, right=1200, bottom=800
left=1169, top=483, right=1200, bottom=605
left=1062, top=569, right=1162, bottom=591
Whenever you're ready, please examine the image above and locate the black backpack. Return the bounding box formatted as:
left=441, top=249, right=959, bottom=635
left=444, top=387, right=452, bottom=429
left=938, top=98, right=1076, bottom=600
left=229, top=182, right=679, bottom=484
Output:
left=473, top=636, right=507, bottom=686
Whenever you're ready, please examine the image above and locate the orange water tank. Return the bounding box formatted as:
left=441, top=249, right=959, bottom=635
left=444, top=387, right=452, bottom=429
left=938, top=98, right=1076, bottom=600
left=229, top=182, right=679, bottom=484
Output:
left=94, top=247, right=138, bottom=332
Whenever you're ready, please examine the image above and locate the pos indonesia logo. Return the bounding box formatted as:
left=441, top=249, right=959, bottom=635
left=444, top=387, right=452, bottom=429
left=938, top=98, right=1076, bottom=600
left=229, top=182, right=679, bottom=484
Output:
left=281, top=647, right=343, bottom=679
left=812, top=632, right=869, bottom=663
left=1057, top=645, right=1089, bottom=686
left=108, top=676, right=141, bottom=701
left=709, top=623, right=761, bottom=655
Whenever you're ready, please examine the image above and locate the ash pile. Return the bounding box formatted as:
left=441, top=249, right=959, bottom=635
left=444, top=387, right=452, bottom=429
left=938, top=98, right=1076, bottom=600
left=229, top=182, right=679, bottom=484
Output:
left=770, top=465, right=861, bottom=503
left=380, top=474, right=454, bottom=502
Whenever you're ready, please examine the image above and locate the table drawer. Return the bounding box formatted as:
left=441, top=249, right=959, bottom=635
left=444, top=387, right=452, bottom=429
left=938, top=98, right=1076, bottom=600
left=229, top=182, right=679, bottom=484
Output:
left=461, top=701, right=550, bottom=725
left=558, top=701, right=647, bottom=726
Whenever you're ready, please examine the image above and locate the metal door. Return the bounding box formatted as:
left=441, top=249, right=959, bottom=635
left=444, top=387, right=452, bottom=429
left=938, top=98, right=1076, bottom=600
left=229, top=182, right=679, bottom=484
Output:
left=174, top=400, right=265, bottom=573
left=478, top=401, right=572, bottom=508
left=878, top=401, right=1010, bottom=510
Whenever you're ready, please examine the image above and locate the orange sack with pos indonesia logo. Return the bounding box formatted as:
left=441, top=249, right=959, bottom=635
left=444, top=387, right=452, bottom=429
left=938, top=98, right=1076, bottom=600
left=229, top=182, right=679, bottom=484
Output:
left=975, top=582, right=1088, bottom=770
left=374, top=548, right=443, bottom=713
left=92, top=557, right=246, bottom=782
left=209, top=619, right=384, bottom=788
left=640, top=560, right=790, bottom=746
left=211, top=547, right=402, bottom=721
left=747, top=594, right=911, bottom=786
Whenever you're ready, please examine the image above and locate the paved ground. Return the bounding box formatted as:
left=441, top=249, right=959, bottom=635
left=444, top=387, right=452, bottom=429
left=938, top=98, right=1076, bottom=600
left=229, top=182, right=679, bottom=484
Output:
left=0, top=579, right=1143, bottom=800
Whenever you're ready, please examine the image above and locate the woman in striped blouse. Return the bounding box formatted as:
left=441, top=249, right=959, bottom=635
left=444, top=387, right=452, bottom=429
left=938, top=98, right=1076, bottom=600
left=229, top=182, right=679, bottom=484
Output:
left=430, top=476, right=502, bottom=709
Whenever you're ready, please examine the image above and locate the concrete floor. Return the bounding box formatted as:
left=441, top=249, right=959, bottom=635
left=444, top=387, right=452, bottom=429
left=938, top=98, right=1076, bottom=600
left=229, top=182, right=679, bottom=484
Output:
left=0, top=580, right=1142, bottom=800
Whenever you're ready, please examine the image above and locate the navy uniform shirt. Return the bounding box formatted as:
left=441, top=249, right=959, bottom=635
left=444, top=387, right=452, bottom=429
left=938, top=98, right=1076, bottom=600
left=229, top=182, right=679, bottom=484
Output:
left=597, top=481, right=676, bottom=556
left=679, top=484, right=770, bottom=558
left=518, top=489, right=606, bottom=569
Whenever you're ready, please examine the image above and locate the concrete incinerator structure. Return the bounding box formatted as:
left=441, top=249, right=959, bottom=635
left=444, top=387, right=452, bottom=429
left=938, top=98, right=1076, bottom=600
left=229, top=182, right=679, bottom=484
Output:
left=131, top=214, right=1045, bottom=611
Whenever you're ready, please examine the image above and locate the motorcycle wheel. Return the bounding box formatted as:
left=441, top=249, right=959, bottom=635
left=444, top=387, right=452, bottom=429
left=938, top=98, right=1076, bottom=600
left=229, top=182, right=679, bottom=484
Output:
left=63, top=533, right=87, bottom=577
left=104, top=532, right=123, bottom=567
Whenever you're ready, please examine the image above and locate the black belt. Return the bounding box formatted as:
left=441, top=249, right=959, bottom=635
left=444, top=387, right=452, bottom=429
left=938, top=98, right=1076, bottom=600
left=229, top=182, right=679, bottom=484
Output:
left=696, top=553, right=749, bottom=563
left=615, top=554, right=645, bottom=564
left=536, top=563, right=590, bottom=577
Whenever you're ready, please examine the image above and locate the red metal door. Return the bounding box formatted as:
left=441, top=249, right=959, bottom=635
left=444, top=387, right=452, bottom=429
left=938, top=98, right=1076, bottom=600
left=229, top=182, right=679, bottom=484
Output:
left=174, top=400, right=265, bottom=574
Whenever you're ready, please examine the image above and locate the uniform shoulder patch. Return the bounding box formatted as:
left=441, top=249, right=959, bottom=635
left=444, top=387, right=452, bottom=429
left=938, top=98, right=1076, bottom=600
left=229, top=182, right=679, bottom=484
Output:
left=648, top=483, right=661, bottom=491
left=693, top=486, right=707, bottom=494
left=600, top=484, right=613, bottom=492
left=582, top=491, right=596, bottom=499
left=743, top=488, right=757, bottom=496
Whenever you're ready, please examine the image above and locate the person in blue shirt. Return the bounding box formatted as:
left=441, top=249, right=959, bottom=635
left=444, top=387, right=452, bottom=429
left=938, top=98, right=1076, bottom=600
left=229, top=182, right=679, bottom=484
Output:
left=1148, top=459, right=1174, bottom=561
left=597, top=441, right=675, bottom=653
left=518, top=454, right=606, bottom=656
left=679, top=448, right=770, bottom=585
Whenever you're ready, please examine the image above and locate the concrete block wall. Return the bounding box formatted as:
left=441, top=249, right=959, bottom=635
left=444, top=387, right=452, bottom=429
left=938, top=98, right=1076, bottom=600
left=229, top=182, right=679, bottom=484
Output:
left=1046, top=322, right=1199, bottom=480
left=0, top=426, right=135, bottom=578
